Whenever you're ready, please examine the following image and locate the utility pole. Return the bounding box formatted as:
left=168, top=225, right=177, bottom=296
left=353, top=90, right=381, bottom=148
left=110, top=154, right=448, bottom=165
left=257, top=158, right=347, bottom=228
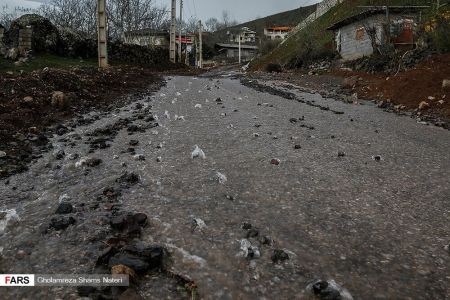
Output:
left=170, top=0, right=176, bottom=63
left=238, top=33, right=241, bottom=65
left=178, top=0, right=183, bottom=63
left=194, top=35, right=198, bottom=67
left=198, top=20, right=203, bottom=68
left=97, top=0, right=108, bottom=68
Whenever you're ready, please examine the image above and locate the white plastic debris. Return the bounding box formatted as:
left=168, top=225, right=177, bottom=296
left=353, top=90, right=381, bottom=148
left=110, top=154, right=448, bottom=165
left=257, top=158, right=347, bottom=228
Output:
left=58, top=194, right=71, bottom=203
left=194, top=104, right=202, bottom=109
left=238, top=239, right=260, bottom=258
left=220, top=113, right=226, bottom=117
left=175, top=115, right=185, bottom=121
left=164, top=110, right=170, bottom=119
left=176, top=92, right=181, bottom=96
left=0, top=209, right=20, bottom=235
left=191, top=145, right=206, bottom=159
left=217, top=172, right=227, bottom=184
left=193, top=218, right=207, bottom=230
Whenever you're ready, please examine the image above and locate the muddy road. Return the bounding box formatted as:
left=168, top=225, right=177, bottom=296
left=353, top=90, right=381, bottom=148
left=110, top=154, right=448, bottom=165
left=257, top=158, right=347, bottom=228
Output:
left=1, top=75, right=450, bottom=299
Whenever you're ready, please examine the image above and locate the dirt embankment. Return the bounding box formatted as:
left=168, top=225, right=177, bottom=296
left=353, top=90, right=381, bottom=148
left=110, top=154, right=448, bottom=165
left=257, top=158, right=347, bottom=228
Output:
left=334, top=53, right=450, bottom=118
left=0, top=66, right=198, bottom=178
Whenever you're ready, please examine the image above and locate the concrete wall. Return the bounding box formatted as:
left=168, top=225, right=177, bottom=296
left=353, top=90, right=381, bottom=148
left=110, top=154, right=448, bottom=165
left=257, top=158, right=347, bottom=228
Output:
left=336, top=14, right=415, bottom=61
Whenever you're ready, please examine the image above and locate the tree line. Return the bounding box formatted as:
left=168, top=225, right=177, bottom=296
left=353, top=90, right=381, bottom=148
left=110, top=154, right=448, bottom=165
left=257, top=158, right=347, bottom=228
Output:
left=0, top=1, right=238, bottom=39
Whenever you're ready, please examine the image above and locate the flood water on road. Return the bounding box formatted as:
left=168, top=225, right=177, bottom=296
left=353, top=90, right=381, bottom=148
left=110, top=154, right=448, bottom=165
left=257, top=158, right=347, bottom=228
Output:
left=1, top=75, right=450, bottom=299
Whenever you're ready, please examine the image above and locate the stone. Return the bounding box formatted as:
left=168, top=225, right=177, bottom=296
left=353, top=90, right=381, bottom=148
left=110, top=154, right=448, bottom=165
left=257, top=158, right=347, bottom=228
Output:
left=343, top=76, right=358, bottom=88
left=129, top=140, right=139, bottom=146
left=110, top=212, right=147, bottom=236
left=23, top=96, right=33, bottom=103
left=53, top=149, right=65, bottom=160
left=418, top=101, right=430, bottom=110
left=294, top=145, right=301, bottom=149
left=337, top=151, right=346, bottom=157
left=49, top=216, right=76, bottom=230
left=133, top=154, right=145, bottom=161
left=271, top=158, right=280, bottom=165
left=85, top=157, right=102, bottom=167
left=289, top=118, right=298, bottom=123
left=51, top=91, right=70, bottom=110
left=111, top=264, right=137, bottom=281
left=55, top=202, right=73, bottom=214
left=246, top=228, right=259, bottom=238
left=307, top=279, right=354, bottom=300
left=0, top=151, right=6, bottom=158
left=438, top=100, right=445, bottom=105
left=442, top=79, right=450, bottom=90
left=271, top=249, right=289, bottom=263
left=109, top=253, right=149, bottom=274
left=116, top=172, right=139, bottom=187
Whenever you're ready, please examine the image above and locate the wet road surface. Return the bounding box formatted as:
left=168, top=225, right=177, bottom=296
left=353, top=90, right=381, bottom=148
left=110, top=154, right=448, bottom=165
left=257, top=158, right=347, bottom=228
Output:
left=1, top=75, right=450, bottom=299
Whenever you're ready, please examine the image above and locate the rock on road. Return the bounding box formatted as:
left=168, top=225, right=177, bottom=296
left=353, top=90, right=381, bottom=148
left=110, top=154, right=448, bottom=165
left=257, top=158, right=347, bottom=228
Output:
left=1, top=75, right=449, bottom=299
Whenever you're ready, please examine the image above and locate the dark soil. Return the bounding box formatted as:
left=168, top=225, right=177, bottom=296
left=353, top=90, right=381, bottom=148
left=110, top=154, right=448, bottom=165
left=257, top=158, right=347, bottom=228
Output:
left=0, top=66, right=198, bottom=178
left=333, top=53, right=450, bottom=118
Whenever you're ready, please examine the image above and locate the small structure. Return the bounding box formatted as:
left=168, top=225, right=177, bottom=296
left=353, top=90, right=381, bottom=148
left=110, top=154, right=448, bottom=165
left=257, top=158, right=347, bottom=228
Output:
left=327, top=8, right=423, bottom=61
left=215, top=43, right=258, bottom=62
left=264, top=27, right=292, bottom=40
left=228, top=27, right=257, bottom=44
left=122, top=29, right=170, bottom=48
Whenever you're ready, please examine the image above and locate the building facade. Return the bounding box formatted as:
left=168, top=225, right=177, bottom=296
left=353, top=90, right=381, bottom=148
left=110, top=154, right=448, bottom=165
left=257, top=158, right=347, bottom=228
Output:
left=328, top=9, right=418, bottom=61
left=264, top=27, right=292, bottom=40
left=228, top=27, right=257, bottom=44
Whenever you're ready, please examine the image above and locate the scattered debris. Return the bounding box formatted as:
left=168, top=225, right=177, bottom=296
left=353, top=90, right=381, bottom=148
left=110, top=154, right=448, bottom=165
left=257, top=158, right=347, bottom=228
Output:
left=306, top=279, right=354, bottom=300
left=372, top=155, right=382, bottom=161
left=238, top=239, right=260, bottom=259
left=271, top=158, right=281, bottom=165
left=194, top=104, right=202, bottom=109
left=216, top=172, right=227, bottom=184
left=271, top=249, right=289, bottom=263
left=191, top=145, right=206, bottom=159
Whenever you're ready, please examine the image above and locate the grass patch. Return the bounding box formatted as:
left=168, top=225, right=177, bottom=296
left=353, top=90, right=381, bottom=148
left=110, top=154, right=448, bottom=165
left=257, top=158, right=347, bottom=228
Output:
left=0, top=53, right=97, bottom=74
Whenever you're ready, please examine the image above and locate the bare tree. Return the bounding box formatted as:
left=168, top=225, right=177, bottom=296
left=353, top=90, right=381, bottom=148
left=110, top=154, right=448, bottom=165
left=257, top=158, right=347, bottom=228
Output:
left=205, top=17, right=219, bottom=32
left=39, top=0, right=168, bottom=39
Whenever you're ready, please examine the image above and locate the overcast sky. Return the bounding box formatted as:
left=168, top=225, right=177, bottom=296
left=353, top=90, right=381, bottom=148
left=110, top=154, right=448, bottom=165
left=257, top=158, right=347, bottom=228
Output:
left=2, top=0, right=320, bottom=23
